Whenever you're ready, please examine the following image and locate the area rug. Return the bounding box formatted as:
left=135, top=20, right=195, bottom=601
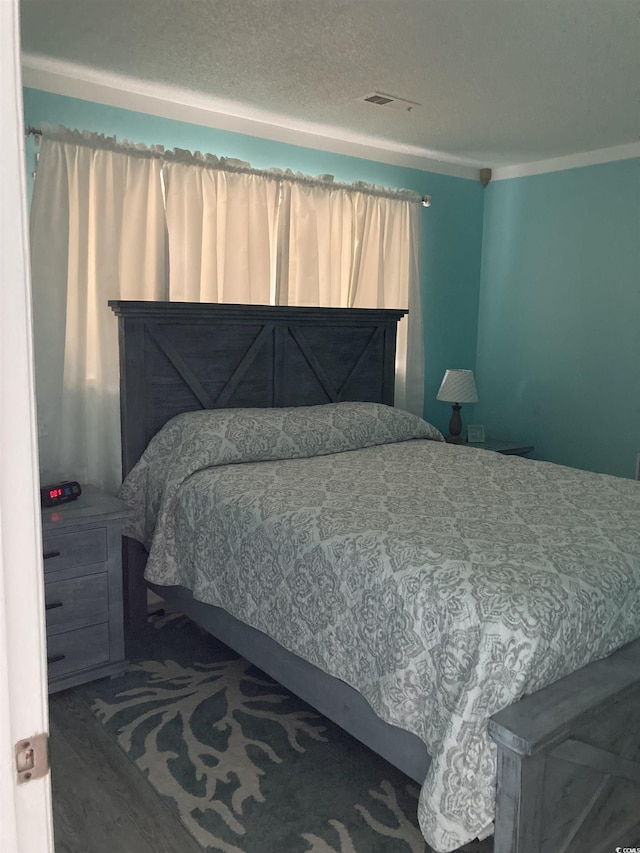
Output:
left=79, top=611, right=492, bottom=853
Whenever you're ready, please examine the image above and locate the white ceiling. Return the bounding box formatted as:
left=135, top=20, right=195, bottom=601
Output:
left=20, top=0, right=640, bottom=170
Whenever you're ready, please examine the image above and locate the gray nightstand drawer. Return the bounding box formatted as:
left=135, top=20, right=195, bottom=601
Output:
left=42, top=527, right=107, bottom=574
left=42, top=485, right=131, bottom=692
left=47, top=622, right=110, bottom=680
left=45, top=573, right=109, bottom=628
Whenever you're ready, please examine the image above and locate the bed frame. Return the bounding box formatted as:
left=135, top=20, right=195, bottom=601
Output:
left=110, top=300, right=640, bottom=853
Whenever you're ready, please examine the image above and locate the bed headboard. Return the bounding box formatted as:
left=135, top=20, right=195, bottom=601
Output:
left=109, top=301, right=407, bottom=477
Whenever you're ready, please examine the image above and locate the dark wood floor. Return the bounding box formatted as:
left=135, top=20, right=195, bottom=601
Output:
left=49, top=689, right=203, bottom=853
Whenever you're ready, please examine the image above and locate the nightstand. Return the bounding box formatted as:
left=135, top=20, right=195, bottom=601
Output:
left=473, top=439, right=534, bottom=457
left=41, top=484, right=132, bottom=693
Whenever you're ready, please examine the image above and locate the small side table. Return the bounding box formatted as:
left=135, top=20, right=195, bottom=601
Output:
left=41, top=484, right=132, bottom=693
left=473, top=439, right=534, bottom=457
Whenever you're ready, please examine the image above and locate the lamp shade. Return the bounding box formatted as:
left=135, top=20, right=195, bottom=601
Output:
left=436, top=369, right=478, bottom=403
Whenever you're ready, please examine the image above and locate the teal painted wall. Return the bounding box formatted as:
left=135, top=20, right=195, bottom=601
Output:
left=23, top=88, right=484, bottom=433
left=475, top=159, right=640, bottom=478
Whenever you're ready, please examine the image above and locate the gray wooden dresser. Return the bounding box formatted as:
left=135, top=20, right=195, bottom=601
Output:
left=41, top=485, right=131, bottom=693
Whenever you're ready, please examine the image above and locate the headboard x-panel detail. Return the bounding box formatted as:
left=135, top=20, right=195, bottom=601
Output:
left=109, top=301, right=407, bottom=477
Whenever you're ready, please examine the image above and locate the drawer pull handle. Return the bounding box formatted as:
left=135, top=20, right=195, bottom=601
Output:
left=43, top=551, right=61, bottom=560
left=45, top=601, right=63, bottom=611
left=47, top=654, right=66, bottom=665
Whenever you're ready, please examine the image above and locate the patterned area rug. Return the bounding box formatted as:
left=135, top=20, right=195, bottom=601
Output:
left=79, top=612, right=492, bottom=853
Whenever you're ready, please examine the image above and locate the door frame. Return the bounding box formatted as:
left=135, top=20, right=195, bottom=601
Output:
left=0, top=1, right=54, bottom=850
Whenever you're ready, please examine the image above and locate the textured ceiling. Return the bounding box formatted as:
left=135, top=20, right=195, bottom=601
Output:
left=20, top=0, right=640, bottom=167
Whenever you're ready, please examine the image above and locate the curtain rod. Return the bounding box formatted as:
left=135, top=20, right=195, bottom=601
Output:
left=24, top=124, right=432, bottom=207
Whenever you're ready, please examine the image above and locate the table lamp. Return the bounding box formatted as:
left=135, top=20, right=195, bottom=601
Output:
left=436, top=369, right=478, bottom=443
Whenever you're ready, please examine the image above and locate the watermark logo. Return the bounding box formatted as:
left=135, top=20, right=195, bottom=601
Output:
left=616, top=847, right=640, bottom=852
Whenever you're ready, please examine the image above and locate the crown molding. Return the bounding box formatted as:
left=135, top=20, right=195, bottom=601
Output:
left=21, top=53, right=483, bottom=180
left=22, top=54, right=639, bottom=183
left=491, top=142, right=640, bottom=181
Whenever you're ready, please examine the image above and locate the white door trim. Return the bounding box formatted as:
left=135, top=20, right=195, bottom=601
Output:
left=0, top=1, right=54, bottom=850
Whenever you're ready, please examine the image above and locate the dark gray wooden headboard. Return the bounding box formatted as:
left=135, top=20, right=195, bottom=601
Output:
left=109, top=301, right=407, bottom=478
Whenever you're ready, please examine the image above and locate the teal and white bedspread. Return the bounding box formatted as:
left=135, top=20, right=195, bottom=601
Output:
left=120, top=402, right=640, bottom=852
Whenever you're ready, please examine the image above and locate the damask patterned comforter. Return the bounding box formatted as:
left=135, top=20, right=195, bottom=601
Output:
left=120, top=402, right=640, bottom=852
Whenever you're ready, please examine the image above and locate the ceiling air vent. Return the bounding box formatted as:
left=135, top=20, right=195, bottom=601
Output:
left=360, top=91, right=421, bottom=112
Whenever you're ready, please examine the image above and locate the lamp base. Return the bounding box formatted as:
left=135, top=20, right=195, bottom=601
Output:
left=447, top=403, right=464, bottom=442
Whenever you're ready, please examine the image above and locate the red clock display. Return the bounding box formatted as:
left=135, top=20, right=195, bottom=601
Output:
left=40, top=481, right=82, bottom=507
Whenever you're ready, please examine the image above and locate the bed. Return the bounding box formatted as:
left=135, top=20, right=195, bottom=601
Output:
left=110, top=300, right=640, bottom=853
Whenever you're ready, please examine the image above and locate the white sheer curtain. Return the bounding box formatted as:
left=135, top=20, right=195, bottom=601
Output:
left=30, top=134, right=166, bottom=493
left=163, top=161, right=279, bottom=304
left=277, top=182, right=424, bottom=414
left=30, top=130, right=424, bottom=495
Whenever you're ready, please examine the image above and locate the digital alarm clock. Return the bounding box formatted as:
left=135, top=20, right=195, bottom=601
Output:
left=40, top=480, right=82, bottom=508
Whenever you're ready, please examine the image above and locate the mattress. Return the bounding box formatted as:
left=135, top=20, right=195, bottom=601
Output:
left=120, top=402, right=640, bottom=852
